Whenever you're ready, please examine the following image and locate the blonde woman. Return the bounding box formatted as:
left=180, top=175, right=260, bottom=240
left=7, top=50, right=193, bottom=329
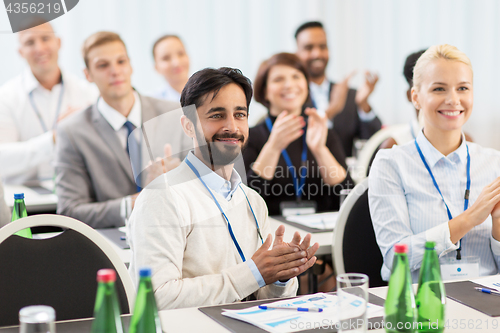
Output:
left=369, top=44, right=500, bottom=282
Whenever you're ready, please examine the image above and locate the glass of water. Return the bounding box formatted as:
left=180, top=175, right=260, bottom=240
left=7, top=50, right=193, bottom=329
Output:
left=19, top=305, right=55, bottom=333
left=337, top=273, right=369, bottom=333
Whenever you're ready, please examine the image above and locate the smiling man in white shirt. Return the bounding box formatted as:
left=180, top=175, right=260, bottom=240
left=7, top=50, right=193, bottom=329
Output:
left=0, top=22, right=98, bottom=185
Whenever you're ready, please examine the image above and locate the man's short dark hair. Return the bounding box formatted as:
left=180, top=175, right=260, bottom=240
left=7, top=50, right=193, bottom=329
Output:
left=180, top=67, right=253, bottom=124
left=295, top=21, right=324, bottom=39
left=404, top=49, right=427, bottom=87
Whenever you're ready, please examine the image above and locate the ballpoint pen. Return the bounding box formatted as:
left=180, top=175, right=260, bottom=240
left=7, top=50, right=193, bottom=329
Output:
left=258, top=305, right=323, bottom=312
left=474, top=287, right=500, bottom=297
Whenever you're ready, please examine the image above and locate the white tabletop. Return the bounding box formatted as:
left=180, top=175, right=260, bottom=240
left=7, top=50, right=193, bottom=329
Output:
left=269, top=217, right=333, bottom=256
left=4, top=180, right=57, bottom=213
left=158, top=285, right=499, bottom=333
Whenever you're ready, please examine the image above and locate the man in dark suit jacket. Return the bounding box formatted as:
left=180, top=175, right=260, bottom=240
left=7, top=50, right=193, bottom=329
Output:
left=295, top=21, right=382, bottom=157
left=55, top=31, right=190, bottom=228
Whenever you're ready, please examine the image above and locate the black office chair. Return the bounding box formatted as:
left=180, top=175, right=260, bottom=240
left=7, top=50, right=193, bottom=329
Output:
left=332, top=178, right=387, bottom=288
left=0, top=215, right=135, bottom=326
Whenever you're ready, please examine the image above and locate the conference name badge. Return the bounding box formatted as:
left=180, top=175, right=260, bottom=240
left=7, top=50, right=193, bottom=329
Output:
left=440, top=256, right=480, bottom=281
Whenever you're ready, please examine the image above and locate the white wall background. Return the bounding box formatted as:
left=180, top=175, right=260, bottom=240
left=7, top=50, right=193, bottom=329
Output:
left=1, top=0, right=499, bottom=149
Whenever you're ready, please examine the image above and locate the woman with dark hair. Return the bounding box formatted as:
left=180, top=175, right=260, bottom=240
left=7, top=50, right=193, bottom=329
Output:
left=243, top=53, right=349, bottom=216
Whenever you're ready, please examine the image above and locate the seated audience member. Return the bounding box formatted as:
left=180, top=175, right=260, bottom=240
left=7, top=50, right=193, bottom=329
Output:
left=0, top=179, right=10, bottom=227
left=369, top=44, right=500, bottom=282
left=152, top=35, right=190, bottom=101
left=243, top=53, right=349, bottom=216
left=0, top=22, right=97, bottom=185
left=55, top=32, right=190, bottom=228
left=128, top=67, right=319, bottom=310
left=380, top=49, right=472, bottom=149
left=295, top=21, right=382, bottom=156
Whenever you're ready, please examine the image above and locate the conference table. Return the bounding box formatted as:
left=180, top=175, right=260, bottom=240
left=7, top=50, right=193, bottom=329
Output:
left=3, top=181, right=57, bottom=214
left=1, top=282, right=496, bottom=333
left=157, top=284, right=499, bottom=333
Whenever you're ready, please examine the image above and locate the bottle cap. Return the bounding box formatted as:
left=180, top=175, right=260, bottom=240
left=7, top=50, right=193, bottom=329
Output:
left=425, top=241, right=436, bottom=250
left=14, top=193, right=24, bottom=200
left=394, top=243, right=408, bottom=253
left=139, top=267, right=152, bottom=278
left=96, top=269, right=116, bottom=283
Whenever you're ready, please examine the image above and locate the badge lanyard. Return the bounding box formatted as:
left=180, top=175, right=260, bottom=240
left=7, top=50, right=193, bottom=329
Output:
left=28, top=77, right=65, bottom=133
left=185, top=158, right=263, bottom=262
left=265, top=117, right=307, bottom=201
left=414, top=140, right=470, bottom=260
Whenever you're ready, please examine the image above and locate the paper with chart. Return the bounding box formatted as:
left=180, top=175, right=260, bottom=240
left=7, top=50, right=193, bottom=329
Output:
left=285, top=212, right=339, bottom=230
left=471, top=275, right=500, bottom=291
left=222, top=293, right=384, bottom=333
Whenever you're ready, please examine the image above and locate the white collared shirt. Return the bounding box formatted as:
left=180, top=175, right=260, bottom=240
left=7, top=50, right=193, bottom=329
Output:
left=185, top=151, right=241, bottom=201
left=369, top=130, right=500, bottom=282
left=97, top=91, right=142, bottom=149
left=97, top=91, right=143, bottom=223
left=153, top=81, right=181, bottom=102
left=0, top=68, right=98, bottom=184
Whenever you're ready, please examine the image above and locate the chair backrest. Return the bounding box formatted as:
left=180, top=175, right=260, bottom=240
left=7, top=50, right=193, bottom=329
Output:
left=0, top=215, right=135, bottom=326
left=355, top=124, right=408, bottom=180
left=332, top=178, right=387, bottom=288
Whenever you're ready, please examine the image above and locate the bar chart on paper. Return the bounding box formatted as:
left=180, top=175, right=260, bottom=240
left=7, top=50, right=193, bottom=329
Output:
left=1, top=0, right=80, bottom=33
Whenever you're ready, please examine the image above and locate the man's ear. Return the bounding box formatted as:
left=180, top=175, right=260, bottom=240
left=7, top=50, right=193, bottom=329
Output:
left=180, top=115, right=196, bottom=138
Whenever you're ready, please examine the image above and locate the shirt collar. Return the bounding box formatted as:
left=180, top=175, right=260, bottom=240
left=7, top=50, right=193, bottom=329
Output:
left=23, top=67, right=63, bottom=94
left=309, top=78, right=330, bottom=95
left=415, top=129, right=468, bottom=168
left=97, top=91, right=142, bottom=131
left=186, top=151, right=242, bottom=199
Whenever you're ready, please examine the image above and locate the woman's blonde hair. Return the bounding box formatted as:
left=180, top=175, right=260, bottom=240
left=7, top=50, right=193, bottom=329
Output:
left=412, top=44, right=473, bottom=90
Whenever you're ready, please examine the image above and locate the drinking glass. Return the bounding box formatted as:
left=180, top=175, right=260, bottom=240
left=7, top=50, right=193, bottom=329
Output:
left=337, top=273, right=369, bottom=333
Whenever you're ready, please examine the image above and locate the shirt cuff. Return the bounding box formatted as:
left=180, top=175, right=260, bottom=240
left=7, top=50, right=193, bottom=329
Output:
left=273, top=279, right=291, bottom=287
left=357, top=108, right=377, bottom=122
left=425, top=222, right=458, bottom=257
left=490, top=234, right=500, bottom=256
left=246, top=259, right=266, bottom=288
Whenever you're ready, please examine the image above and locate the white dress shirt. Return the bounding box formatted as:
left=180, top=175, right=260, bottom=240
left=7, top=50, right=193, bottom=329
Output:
left=0, top=68, right=98, bottom=184
left=153, top=81, right=181, bottom=102
left=369, top=130, right=500, bottom=282
left=97, top=91, right=142, bottom=149
left=97, top=91, right=142, bottom=222
left=309, top=79, right=377, bottom=129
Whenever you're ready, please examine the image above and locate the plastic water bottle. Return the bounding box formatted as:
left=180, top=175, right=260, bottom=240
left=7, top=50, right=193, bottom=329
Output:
left=12, top=193, right=31, bottom=238
left=91, top=269, right=124, bottom=333
left=384, top=243, right=416, bottom=332
left=129, top=267, right=162, bottom=333
left=415, top=241, right=445, bottom=332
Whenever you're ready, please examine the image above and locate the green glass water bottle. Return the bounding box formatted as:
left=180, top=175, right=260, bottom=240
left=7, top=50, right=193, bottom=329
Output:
left=91, top=269, right=124, bottom=333
left=129, top=267, right=162, bottom=333
left=384, top=243, right=416, bottom=333
left=415, top=241, right=445, bottom=333
left=12, top=193, right=32, bottom=238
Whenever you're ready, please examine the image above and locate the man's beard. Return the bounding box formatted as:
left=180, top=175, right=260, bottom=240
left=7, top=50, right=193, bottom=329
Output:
left=195, top=131, right=247, bottom=167
left=306, top=58, right=328, bottom=79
